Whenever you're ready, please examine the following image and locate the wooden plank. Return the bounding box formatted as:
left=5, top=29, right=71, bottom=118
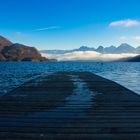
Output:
left=0, top=72, right=140, bottom=139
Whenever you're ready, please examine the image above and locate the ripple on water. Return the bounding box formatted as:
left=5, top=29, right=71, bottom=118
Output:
left=0, top=62, right=140, bottom=94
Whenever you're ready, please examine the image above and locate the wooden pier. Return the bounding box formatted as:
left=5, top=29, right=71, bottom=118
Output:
left=0, top=72, right=140, bottom=140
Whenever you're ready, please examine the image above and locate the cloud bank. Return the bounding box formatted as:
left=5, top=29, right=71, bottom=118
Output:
left=41, top=51, right=139, bottom=61
left=109, top=19, right=140, bottom=27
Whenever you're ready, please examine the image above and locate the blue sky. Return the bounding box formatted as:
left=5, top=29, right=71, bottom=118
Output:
left=1, top=0, right=140, bottom=49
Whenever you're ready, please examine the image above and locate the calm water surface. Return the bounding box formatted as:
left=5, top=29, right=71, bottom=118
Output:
left=0, top=62, right=140, bottom=95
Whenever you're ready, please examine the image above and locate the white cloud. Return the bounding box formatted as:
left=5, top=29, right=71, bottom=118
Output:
left=120, top=36, right=127, bottom=41
left=35, top=26, right=61, bottom=31
left=15, top=32, right=22, bottom=36
left=13, top=32, right=23, bottom=38
left=132, top=36, right=140, bottom=41
left=13, top=32, right=28, bottom=38
left=119, top=35, right=140, bottom=41
left=109, top=19, right=140, bottom=27
left=41, top=51, right=139, bottom=61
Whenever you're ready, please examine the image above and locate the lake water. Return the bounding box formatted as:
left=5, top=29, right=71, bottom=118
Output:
left=0, top=62, right=140, bottom=95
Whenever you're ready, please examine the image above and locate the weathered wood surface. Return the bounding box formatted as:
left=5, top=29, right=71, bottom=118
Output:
left=0, top=72, right=140, bottom=140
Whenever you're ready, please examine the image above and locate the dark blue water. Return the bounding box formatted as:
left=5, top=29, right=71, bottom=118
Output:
left=0, top=62, right=140, bottom=95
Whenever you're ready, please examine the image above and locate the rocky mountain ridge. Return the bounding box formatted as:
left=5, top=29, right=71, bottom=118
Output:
left=0, top=36, right=51, bottom=61
left=41, top=43, right=140, bottom=54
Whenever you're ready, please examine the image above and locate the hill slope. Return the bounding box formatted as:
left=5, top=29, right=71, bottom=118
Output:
left=0, top=36, right=51, bottom=61
left=0, top=36, right=13, bottom=49
left=128, top=55, right=140, bottom=62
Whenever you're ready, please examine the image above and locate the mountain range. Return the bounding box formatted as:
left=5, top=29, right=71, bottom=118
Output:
left=41, top=44, right=140, bottom=62
left=0, top=35, right=140, bottom=62
left=41, top=43, right=140, bottom=54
